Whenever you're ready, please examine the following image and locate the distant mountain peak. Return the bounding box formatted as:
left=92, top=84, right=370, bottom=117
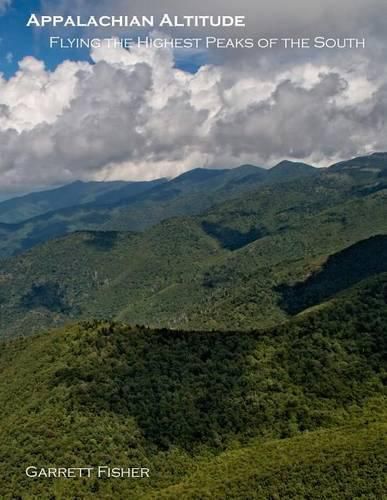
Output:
left=330, top=152, right=387, bottom=171
left=370, top=152, right=387, bottom=159
left=272, top=160, right=316, bottom=170
left=173, top=168, right=228, bottom=183
left=266, top=160, right=317, bottom=182
left=236, top=163, right=264, bottom=170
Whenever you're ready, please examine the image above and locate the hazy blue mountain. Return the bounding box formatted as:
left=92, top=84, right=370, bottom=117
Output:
left=330, top=152, right=387, bottom=171
left=0, top=180, right=126, bottom=224
left=0, top=161, right=312, bottom=228
left=3, top=154, right=386, bottom=260
left=0, top=179, right=171, bottom=224
left=0, top=162, right=386, bottom=338
left=329, top=152, right=387, bottom=184
left=266, top=160, right=318, bottom=182
left=0, top=165, right=269, bottom=257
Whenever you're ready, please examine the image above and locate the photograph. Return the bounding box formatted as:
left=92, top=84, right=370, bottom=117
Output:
left=0, top=1, right=386, bottom=498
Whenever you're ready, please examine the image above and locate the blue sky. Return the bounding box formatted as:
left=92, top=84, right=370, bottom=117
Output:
left=0, top=1, right=205, bottom=78
left=0, top=0, right=98, bottom=77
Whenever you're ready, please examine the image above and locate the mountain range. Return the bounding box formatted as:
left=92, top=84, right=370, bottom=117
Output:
left=0, top=152, right=386, bottom=498
left=0, top=160, right=318, bottom=257
left=0, top=153, right=386, bottom=338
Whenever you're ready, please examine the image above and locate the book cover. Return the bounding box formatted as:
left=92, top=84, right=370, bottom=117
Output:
left=0, top=1, right=385, bottom=498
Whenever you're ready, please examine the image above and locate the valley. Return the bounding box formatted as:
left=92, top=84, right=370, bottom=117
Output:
left=0, top=153, right=386, bottom=498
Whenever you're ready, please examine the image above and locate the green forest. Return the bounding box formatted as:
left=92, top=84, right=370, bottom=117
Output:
left=0, top=153, right=386, bottom=498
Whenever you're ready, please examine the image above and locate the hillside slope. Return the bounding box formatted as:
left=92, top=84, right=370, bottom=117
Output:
left=1, top=151, right=386, bottom=259
left=0, top=180, right=132, bottom=224
left=0, top=272, right=386, bottom=498
left=0, top=162, right=320, bottom=258
left=153, top=421, right=387, bottom=499
left=0, top=170, right=386, bottom=338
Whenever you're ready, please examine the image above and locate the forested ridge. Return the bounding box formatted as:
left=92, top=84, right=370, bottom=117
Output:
left=0, top=272, right=386, bottom=498
left=0, top=153, right=386, bottom=498
left=0, top=157, right=387, bottom=338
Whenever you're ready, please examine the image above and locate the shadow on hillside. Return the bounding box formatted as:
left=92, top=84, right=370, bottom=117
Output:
left=21, top=222, right=69, bottom=251
left=201, top=221, right=268, bottom=251
left=277, top=235, right=387, bottom=314
left=51, top=292, right=387, bottom=453
left=21, top=281, right=73, bottom=314
left=83, top=231, right=119, bottom=251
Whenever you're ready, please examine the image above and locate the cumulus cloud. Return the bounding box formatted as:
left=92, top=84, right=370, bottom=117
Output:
left=0, top=57, right=89, bottom=132
left=0, top=0, right=381, bottom=192
left=0, top=37, right=386, bottom=192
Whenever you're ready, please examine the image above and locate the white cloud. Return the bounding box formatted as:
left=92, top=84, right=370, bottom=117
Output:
left=0, top=39, right=386, bottom=192
left=0, top=57, right=90, bottom=132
